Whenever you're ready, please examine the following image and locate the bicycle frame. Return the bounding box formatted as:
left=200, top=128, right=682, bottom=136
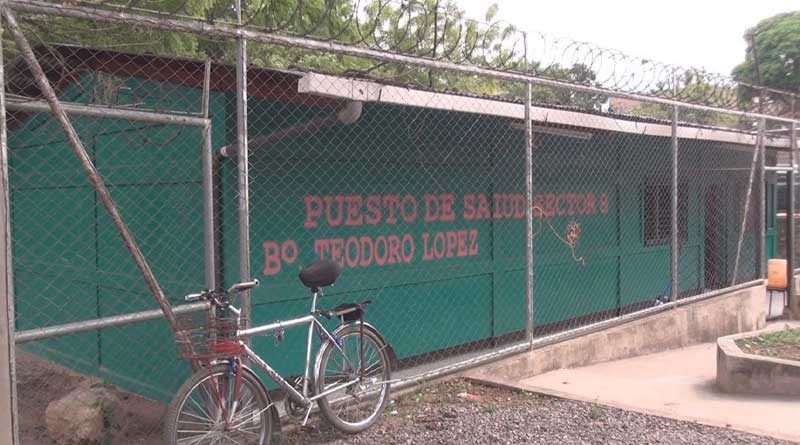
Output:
left=171, top=274, right=393, bottom=440
left=226, top=290, right=365, bottom=414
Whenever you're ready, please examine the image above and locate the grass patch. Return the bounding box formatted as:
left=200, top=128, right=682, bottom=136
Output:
left=736, top=326, right=800, bottom=361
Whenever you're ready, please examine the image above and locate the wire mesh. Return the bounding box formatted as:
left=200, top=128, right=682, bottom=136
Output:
left=242, top=61, right=529, bottom=378
left=528, top=105, right=676, bottom=331
left=5, top=32, right=212, bottom=443
left=3, top=2, right=799, bottom=445
left=773, top=125, right=799, bottom=262
left=767, top=119, right=798, bottom=318
left=676, top=112, right=762, bottom=298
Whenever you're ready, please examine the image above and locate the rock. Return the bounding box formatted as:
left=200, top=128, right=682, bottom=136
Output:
left=45, top=386, right=121, bottom=444
left=441, top=408, right=458, bottom=418
left=456, top=392, right=481, bottom=402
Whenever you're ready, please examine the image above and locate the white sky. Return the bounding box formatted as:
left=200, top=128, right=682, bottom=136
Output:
left=456, top=0, right=798, bottom=76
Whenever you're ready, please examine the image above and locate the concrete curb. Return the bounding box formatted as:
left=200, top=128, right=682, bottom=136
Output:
left=467, top=283, right=766, bottom=382
left=717, top=322, right=800, bottom=396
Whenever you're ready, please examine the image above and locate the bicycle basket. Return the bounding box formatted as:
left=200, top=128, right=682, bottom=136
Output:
left=175, top=311, right=244, bottom=361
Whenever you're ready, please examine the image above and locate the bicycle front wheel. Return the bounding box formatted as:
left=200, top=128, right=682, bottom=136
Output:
left=314, top=323, right=391, bottom=433
left=164, top=363, right=272, bottom=445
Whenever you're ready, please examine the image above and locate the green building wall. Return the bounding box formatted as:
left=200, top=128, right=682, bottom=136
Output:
left=8, top=70, right=765, bottom=401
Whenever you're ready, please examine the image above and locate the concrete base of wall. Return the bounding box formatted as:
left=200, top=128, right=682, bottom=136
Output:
left=468, top=282, right=767, bottom=382
left=717, top=322, right=800, bottom=396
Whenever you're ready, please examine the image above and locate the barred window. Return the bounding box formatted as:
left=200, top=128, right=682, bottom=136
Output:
left=643, top=182, right=687, bottom=246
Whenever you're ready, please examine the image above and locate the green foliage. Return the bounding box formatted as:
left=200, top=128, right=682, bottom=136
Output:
left=588, top=403, right=605, bottom=421
left=10, top=0, right=604, bottom=107
left=737, top=327, right=800, bottom=352
left=624, top=70, right=740, bottom=126
left=14, top=0, right=219, bottom=58
left=736, top=326, right=800, bottom=362
left=529, top=63, right=606, bottom=110
left=732, top=11, right=800, bottom=108
left=733, top=11, right=800, bottom=91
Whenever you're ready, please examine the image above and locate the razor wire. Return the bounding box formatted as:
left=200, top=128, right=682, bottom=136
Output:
left=9, top=0, right=800, bottom=117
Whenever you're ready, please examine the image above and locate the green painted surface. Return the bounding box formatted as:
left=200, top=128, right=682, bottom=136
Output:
left=89, top=84, right=229, bottom=401
left=766, top=181, right=777, bottom=259
left=9, top=74, right=227, bottom=401
left=9, top=77, right=104, bottom=374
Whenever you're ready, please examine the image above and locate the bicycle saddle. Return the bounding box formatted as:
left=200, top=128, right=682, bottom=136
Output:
left=298, top=260, right=340, bottom=291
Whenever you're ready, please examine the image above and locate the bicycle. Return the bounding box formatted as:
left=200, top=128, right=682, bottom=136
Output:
left=164, top=259, right=394, bottom=445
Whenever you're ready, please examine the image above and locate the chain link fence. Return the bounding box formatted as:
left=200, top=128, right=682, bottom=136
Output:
left=4, top=37, right=216, bottom=443
left=1, top=1, right=798, bottom=444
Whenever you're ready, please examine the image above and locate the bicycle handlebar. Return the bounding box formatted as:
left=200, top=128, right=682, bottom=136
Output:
left=228, top=279, right=260, bottom=295
left=183, top=279, right=260, bottom=303
left=184, top=292, right=205, bottom=303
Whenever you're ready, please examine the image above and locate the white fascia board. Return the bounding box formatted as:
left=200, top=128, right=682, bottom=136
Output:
left=298, top=72, right=789, bottom=148
left=297, top=73, right=382, bottom=102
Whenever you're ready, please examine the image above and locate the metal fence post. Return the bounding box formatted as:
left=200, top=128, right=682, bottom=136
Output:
left=758, top=118, right=766, bottom=278
left=791, top=123, right=799, bottom=319
left=732, top=119, right=764, bottom=285
left=524, top=80, right=535, bottom=346
left=201, top=59, right=216, bottom=291
left=0, top=10, right=19, bottom=444
left=670, top=105, right=679, bottom=301
left=235, top=0, right=252, bottom=328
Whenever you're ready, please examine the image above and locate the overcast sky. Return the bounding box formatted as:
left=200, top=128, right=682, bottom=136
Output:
left=456, top=0, right=798, bottom=76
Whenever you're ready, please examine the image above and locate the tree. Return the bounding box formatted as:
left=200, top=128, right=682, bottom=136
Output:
left=625, top=70, right=739, bottom=126
left=528, top=62, right=605, bottom=110
left=13, top=0, right=218, bottom=58
left=9, top=0, right=604, bottom=108
left=732, top=11, right=800, bottom=113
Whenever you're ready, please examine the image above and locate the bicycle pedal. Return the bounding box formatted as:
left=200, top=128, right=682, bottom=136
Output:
left=284, top=396, right=305, bottom=418
left=301, top=405, right=313, bottom=426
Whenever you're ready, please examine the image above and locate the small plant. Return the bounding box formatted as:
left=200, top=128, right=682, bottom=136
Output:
left=96, top=397, right=120, bottom=445
left=588, top=403, right=605, bottom=421
left=384, top=399, right=396, bottom=412
left=398, top=383, right=431, bottom=404
left=735, top=326, right=800, bottom=361
left=481, top=404, right=498, bottom=414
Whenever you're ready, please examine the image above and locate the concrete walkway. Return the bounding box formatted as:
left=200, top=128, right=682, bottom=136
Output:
left=496, top=343, right=799, bottom=443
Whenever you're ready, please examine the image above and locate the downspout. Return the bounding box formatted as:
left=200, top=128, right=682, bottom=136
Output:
left=218, top=101, right=363, bottom=158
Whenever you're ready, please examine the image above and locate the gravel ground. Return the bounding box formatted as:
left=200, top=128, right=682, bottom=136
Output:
left=17, top=350, right=795, bottom=444
left=279, top=379, right=796, bottom=445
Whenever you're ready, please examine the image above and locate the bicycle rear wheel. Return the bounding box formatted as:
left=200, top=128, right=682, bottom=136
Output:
left=164, top=363, right=272, bottom=445
left=314, top=323, right=391, bottom=433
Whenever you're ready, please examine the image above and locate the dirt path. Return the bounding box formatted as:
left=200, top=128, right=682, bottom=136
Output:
left=16, top=350, right=163, bottom=445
